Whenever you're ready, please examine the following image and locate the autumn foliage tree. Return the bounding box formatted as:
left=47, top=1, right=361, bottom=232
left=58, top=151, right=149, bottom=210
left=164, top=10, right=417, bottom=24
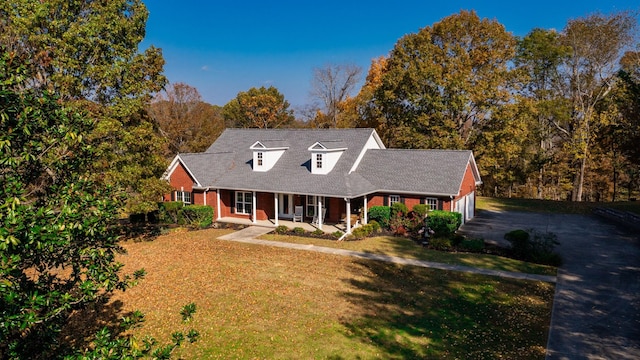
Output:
left=148, top=83, right=225, bottom=157
left=223, top=86, right=295, bottom=128
left=371, top=10, right=516, bottom=149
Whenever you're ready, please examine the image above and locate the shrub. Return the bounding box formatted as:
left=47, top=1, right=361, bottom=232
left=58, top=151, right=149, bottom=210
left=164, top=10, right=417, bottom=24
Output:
left=459, top=238, right=485, bottom=252
left=412, top=204, right=429, bottom=218
left=129, top=213, right=146, bottom=224
left=368, top=206, right=390, bottom=229
left=427, top=210, right=462, bottom=237
left=275, top=225, right=289, bottom=234
left=451, top=233, right=465, bottom=246
left=403, top=212, right=425, bottom=236
left=505, top=228, right=561, bottom=266
left=332, top=231, right=344, bottom=239
left=504, top=229, right=530, bottom=258
left=293, top=227, right=305, bottom=235
left=180, top=205, right=213, bottom=228
left=312, top=229, right=324, bottom=236
left=429, top=237, right=452, bottom=251
left=367, top=220, right=381, bottom=233
left=349, top=226, right=369, bottom=240
left=390, top=202, right=409, bottom=218
left=158, top=201, right=184, bottom=223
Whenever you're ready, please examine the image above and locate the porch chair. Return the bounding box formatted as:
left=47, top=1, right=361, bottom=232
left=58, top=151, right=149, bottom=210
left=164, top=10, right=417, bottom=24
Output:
left=293, top=206, right=303, bottom=222
left=312, top=207, right=327, bottom=226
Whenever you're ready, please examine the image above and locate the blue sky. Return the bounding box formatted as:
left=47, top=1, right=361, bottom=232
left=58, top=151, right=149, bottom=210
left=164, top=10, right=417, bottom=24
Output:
left=141, top=1, right=638, bottom=110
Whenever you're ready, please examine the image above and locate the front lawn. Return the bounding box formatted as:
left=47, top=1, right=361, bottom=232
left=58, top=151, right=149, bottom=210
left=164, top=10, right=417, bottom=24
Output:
left=100, top=228, right=554, bottom=359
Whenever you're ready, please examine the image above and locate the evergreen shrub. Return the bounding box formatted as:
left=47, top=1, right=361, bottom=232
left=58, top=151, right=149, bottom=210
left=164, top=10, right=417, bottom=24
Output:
left=368, top=206, right=391, bottom=229
left=427, top=210, right=462, bottom=237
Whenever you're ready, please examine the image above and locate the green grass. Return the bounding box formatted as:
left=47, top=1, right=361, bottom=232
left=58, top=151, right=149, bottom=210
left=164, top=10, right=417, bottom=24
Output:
left=477, top=196, right=640, bottom=215
left=260, top=233, right=557, bottom=276
left=110, top=229, right=554, bottom=359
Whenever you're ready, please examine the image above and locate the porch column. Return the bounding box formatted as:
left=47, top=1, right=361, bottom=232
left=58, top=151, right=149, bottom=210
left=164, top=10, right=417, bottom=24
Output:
left=274, top=193, right=279, bottom=226
left=203, top=189, right=207, bottom=206
left=216, top=189, right=221, bottom=220
left=363, top=196, right=368, bottom=224
left=345, top=198, right=351, bottom=234
left=252, top=191, right=257, bottom=224
left=317, top=197, right=323, bottom=230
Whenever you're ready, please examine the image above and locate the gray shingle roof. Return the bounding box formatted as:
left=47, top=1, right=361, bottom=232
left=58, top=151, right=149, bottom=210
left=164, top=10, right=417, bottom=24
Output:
left=356, top=149, right=475, bottom=196
left=173, top=128, right=478, bottom=198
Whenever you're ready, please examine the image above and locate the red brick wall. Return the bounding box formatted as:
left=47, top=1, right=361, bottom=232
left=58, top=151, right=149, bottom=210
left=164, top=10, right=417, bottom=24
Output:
left=326, top=197, right=343, bottom=223
left=163, top=162, right=195, bottom=202
left=367, top=194, right=432, bottom=210
left=256, top=192, right=274, bottom=220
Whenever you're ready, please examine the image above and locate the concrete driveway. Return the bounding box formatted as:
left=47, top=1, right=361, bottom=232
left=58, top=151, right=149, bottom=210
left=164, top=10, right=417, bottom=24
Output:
left=460, top=210, right=640, bottom=360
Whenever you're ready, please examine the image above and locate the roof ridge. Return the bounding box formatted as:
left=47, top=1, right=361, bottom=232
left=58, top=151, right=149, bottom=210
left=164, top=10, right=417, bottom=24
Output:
left=182, top=151, right=234, bottom=155
left=371, top=148, right=471, bottom=152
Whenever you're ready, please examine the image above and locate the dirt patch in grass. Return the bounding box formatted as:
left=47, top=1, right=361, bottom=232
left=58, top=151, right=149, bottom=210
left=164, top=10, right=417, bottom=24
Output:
left=93, top=228, right=554, bottom=359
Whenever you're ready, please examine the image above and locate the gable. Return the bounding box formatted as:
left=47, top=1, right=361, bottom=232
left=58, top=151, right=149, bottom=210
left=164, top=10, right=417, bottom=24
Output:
left=163, top=155, right=201, bottom=187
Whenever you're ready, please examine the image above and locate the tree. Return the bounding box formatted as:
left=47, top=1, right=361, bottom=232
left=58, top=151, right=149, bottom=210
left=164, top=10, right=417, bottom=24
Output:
left=0, top=0, right=169, bottom=213
left=148, top=83, right=225, bottom=157
left=223, top=86, right=294, bottom=128
left=0, top=49, right=200, bottom=360
left=555, top=12, right=637, bottom=201
left=616, top=50, right=640, bottom=166
left=515, top=28, right=572, bottom=199
left=372, top=10, right=516, bottom=149
left=339, top=57, right=388, bottom=130
left=309, top=63, right=362, bottom=128
left=0, top=49, right=138, bottom=359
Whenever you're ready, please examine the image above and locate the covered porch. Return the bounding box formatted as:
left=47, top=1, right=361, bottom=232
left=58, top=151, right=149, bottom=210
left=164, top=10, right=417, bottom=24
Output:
left=215, top=190, right=368, bottom=234
left=217, top=217, right=348, bottom=234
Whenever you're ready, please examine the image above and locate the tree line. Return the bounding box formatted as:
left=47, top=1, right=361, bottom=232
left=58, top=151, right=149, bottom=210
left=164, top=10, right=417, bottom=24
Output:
left=161, top=10, right=638, bottom=203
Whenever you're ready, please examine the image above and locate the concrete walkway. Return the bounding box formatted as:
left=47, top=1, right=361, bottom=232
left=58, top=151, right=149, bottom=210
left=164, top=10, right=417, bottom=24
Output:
left=461, top=210, right=640, bottom=360
left=217, top=226, right=556, bottom=283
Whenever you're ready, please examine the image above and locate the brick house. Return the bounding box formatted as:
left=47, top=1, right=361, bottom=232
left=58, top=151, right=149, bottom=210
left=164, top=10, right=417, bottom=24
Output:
left=162, top=128, right=481, bottom=232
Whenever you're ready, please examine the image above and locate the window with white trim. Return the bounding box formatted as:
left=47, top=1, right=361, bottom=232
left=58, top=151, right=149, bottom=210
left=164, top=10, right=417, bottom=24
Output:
left=316, top=153, right=323, bottom=169
left=389, top=195, right=400, bottom=206
left=175, top=191, right=191, bottom=204
left=425, top=197, right=438, bottom=211
left=306, top=195, right=325, bottom=218
left=257, top=152, right=263, bottom=166
left=235, top=191, right=253, bottom=214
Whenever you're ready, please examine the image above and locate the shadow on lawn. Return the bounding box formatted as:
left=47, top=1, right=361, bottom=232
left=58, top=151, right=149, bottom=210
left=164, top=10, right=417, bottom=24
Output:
left=58, top=299, right=134, bottom=354
left=338, top=257, right=554, bottom=359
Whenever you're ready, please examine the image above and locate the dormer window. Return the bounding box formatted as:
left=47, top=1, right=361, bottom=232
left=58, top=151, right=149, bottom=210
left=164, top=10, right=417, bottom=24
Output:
left=308, top=141, right=347, bottom=175
left=250, top=141, right=288, bottom=172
